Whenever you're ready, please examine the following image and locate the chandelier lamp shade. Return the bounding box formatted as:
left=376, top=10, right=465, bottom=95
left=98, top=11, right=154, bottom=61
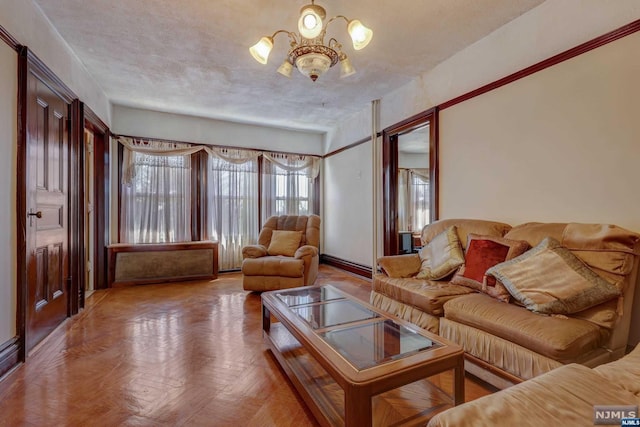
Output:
left=249, top=0, right=373, bottom=82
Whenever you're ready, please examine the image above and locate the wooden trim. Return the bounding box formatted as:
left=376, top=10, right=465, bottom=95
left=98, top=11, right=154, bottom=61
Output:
left=84, top=104, right=110, bottom=290
left=382, top=108, right=438, bottom=255
left=116, top=143, right=123, bottom=243
left=107, top=241, right=219, bottom=287
left=84, top=107, right=108, bottom=134
left=16, top=46, right=28, bottom=363
left=429, top=107, right=440, bottom=222
left=440, top=19, right=640, bottom=111
left=382, top=132, right=398, bottom=256
left=323, top=133, right=379, bottom=159
left=0, top=24, right=19, bottom=51
left=257, top=156, right=263, bottom=230
left=70, top=99, right=84, bottom=315
left=0, top=338, right=20, bottom=380
left=26, top=50, right=76, bottom=104
left=320, top=254, right=372, bottom=279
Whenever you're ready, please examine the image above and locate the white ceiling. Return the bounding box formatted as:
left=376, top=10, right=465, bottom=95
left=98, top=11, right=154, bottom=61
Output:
left=34, top=0, right=544, bottom=133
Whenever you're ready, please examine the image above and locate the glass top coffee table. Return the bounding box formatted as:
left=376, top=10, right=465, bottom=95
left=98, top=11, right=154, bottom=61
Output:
left=261, top=285, right=465, bottom=426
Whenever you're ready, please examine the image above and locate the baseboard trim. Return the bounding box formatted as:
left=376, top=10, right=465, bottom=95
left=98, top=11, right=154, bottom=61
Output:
left=320, top=254, right=372, bottom=279
left=0, top=337, right=21, bottom=381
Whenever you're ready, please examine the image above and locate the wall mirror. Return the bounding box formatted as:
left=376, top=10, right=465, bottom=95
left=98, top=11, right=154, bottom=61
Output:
left=382, top=108, right=438, bottom=255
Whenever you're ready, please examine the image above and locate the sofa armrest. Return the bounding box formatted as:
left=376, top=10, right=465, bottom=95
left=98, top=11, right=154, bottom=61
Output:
left=242, top=245, right=268, bottom=259
left=377, top=253, right=421, bottom=278
left=295, top=245, right=318, bottom=260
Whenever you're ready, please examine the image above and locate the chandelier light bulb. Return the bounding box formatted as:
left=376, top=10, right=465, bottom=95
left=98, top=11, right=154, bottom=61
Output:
left=303, top=14, right=317, bottom=30
left=347, top=20, right=373, bottom=50
left=339, top=56, right=356, bottom=78
left=277, top=60, right=294, bottom=78
left=298, top=3, right=325, bottom=39
left=249, top=37, right=274, bottom=64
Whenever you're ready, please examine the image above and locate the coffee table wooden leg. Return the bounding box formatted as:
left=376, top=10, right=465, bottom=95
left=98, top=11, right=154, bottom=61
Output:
left=345, top=386, right=372, bottom=426
left=454, top=356, right=465, bottom=405
left=262, top=305, right=271, bottom=333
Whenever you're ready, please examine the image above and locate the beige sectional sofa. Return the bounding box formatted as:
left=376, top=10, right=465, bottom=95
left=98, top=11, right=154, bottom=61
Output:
left=372, top=219, right=640, bottom=388
left=428, top=343, right=640, bottom=427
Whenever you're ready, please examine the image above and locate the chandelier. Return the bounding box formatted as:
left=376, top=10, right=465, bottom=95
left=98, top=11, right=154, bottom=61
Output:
left=249, top=0, right=373, bottom=82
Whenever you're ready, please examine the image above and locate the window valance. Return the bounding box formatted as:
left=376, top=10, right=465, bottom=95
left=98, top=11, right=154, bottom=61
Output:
left=116, top=136, right=321, bottom=180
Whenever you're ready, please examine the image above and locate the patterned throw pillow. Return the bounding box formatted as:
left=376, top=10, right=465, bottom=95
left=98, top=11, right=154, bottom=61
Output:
left=486, top=237, right=621, bottom=314
left=451, top=234, right=530, bottom=302
left=415, top=226, right=464, bottom=280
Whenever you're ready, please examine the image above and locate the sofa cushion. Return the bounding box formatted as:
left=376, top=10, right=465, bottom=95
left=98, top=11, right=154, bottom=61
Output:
left=450, top=234, right=530, bottom=302
left=373, top=274, right=473, bottom=316
left=421, top=219, right=512, bottom=249
left=377, top=254, right=422, bottom=278
left=416, top=226, right=464, bottom=280
left=594, top=343, right=640, bottom=404
left=486, top=237, right=621, bottom=315
left=427, top=363, right=638, bottom=427
left=443, top=293, right=609, bottom=361
left=267, top=230, right=302, bottom=256
left=242, top=256, right=304, bottom=278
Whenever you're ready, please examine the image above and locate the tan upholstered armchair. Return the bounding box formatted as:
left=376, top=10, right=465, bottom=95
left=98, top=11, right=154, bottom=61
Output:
left=242, top=215, right=321, bottom=291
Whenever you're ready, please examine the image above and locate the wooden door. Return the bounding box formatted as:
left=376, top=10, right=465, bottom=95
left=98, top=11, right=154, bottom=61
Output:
left=25, top=72, right=70, bottom=352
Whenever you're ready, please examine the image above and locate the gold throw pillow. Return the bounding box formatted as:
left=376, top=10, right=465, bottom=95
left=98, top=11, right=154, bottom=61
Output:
left=486, top=237, right=621, bottom=314
left=415, top=226, right=464, bottom=280
left=267, top=230, right=302, bottom=257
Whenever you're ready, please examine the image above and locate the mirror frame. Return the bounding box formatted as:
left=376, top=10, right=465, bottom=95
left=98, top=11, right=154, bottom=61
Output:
left=382, top=107, right=439, bottom=255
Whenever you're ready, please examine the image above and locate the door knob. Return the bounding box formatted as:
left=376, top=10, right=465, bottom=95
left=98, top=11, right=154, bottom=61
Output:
left=28, top=211, right=42, bottom=218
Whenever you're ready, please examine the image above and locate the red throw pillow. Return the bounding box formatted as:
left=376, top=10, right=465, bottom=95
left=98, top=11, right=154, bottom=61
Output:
left=451, top=234, right=530, bottom=301
left=462, top=239, right=510, bottom=283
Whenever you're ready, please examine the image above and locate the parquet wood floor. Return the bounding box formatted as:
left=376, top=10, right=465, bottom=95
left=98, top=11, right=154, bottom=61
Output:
left=0, top=265, right=495, bottom=426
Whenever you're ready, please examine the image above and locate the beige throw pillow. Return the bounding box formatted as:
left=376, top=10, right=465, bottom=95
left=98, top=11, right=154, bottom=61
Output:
left=415, top=226, right=464, bottom=280
left=267, top=230, right=302, bottom=257
left=486, top=237, right=621, bottom=315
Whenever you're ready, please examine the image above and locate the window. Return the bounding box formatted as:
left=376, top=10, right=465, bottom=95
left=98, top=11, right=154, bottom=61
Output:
left=120, top=141, right=192, bottom=243
left=263, top=164, right=314, bottom=220
left=207, top=152, right=259, bottom=270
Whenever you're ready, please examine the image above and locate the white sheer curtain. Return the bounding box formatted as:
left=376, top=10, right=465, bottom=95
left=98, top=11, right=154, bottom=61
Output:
left=397, top=169, right=411, bottom=231
left=207, top=148, right=260, bottom=270
left=120, top=138, right=192, bottom=243
left=411, top=169, right=430, bottom=232
left=261, top=153, right=320, bottom=223
left=397, top=168, right=430, bottom=233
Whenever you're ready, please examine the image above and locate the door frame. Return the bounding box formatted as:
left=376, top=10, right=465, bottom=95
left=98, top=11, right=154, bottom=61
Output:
left=16, top=47, right=83, bottom=359
left=381, top=107, right=439, bottom=256
left=83, top=106, right=110, bottom=293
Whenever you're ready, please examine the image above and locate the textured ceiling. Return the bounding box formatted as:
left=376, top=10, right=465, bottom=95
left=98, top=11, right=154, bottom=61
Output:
left=34, top=0, right=544, bottom=133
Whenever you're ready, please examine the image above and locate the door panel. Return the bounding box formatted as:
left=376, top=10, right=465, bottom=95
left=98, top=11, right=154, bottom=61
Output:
left=26, top=72, right=70, bottom=352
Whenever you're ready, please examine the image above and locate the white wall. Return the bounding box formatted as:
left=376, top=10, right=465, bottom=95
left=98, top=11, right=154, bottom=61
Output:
left=112, top=105, right=324, bottom=155
left=0, top=42, right=17, bottom=344
left=0, top=0, right=111, bottom=125
left=323, top=141, right=373, bottom=267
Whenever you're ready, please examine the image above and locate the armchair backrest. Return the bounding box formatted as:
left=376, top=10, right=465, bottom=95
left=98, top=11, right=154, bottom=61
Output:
left=258, top=215, right=321, bottom=249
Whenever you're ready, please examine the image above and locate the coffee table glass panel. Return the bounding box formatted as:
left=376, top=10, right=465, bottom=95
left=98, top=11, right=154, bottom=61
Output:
left=320, top=319, right=441, bottom=370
